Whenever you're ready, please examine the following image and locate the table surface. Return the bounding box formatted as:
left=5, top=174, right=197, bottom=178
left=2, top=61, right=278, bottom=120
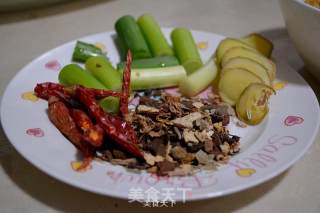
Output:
left=0, top=0, right=320, bottom=212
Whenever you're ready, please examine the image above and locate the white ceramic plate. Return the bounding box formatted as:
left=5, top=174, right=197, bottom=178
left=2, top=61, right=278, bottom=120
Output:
left=1, top=29, right=319, bottom=202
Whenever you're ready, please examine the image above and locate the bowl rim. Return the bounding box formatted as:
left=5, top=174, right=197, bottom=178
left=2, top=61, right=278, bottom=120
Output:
left=294, top=0, right=320, bottom=12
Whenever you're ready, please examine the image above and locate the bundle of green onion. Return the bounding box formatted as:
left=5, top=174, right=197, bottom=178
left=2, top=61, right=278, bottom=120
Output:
left=58, top=14, right=219, bottom=113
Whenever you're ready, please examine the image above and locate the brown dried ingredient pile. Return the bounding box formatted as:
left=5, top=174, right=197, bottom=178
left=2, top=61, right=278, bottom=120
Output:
left=99, top=91, right=240, bottom=176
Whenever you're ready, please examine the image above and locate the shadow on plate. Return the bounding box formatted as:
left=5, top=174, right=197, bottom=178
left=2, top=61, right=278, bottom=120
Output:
left=0, top=126, right=287, bottom=213
left=0, top=0, right=114, bottom=25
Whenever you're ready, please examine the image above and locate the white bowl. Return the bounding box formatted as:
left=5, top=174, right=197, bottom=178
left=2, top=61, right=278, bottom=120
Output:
left=279, top=0, right=320, bottom=80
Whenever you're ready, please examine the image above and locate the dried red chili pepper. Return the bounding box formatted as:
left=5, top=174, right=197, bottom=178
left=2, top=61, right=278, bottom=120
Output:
left=71, top=109, right=104, bottom=147
left=119, top=49, right=132, bottom=117
left=83, top=124, right=104, bottom=147
left=35, top=82, right=121, bottom=100
left=35, top=82, right=71, bottom=100
left=76, top=86, right=143, bottom=159
left=71, top=109, right=93, bottom=131
left=47, top=96, right=94, bottom=158
left=85, top=87, right=121, bottom=99
left=35, top=51, right=143, bottom=160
